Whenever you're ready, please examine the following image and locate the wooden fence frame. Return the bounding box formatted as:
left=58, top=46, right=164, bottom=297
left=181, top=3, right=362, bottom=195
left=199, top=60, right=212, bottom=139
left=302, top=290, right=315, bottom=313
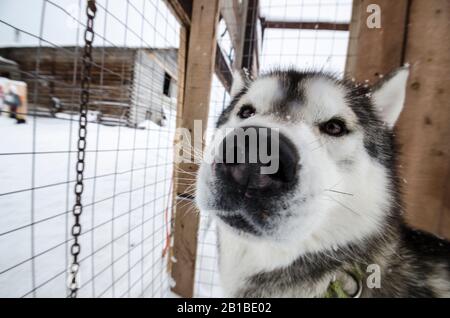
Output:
left=167, top=0, right=220, bottom=298
left=165, top=0, right=259, bottom=297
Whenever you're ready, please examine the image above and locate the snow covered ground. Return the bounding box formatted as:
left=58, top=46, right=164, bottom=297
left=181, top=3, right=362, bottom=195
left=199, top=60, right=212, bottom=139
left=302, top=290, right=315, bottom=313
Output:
left=0, top=111, right=221, bottom=298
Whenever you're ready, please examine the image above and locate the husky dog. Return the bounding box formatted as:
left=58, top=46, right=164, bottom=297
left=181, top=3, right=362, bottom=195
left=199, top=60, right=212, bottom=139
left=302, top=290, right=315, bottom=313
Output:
left=195, top=67, right=450, bottom=298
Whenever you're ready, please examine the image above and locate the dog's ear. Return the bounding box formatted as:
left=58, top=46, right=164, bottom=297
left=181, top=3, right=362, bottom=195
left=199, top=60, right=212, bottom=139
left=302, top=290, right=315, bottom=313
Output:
left=230, top=68, right=251, bottom=98
left=372, top=67, right=410, bottom=128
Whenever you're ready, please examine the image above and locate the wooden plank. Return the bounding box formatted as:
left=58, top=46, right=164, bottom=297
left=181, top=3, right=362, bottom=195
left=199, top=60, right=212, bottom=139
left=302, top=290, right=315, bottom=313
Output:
left=168, top=26, right=188, bottom=276
left=345, top=0, right=409, bottom=83
left=215, top=43, right=232, bottom=92
left=170, top=0, right=220, bottom=298
left=147, top=51, right=178, bottom=81
left=164, top=0, right=233, bottom=92
left=396, top=0, right=450, bottom=239
left=175, top=28, right=188, bottom=130
left=261, top=19, right=349, bottom=31
left=241, top=0, right=260, bottom=75
left=164, top=0, right=192, bottom=28
left=220, top=0, right=247, bottom=67
left=0, top=47, right=138, bottom=118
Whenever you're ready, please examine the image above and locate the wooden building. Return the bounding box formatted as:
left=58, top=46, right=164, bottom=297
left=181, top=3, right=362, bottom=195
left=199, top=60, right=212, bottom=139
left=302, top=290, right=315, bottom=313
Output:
left=0, top=46, right=178, bottom=126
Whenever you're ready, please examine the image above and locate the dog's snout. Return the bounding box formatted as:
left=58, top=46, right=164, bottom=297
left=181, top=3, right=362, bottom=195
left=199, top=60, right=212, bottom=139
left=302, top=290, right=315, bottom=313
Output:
left=216, top=126, right=299, bottom=192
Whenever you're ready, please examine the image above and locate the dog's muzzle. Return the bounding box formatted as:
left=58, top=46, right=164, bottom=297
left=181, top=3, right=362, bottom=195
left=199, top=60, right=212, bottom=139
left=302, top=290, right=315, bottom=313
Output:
left=215, top=126, right=299, bottom=197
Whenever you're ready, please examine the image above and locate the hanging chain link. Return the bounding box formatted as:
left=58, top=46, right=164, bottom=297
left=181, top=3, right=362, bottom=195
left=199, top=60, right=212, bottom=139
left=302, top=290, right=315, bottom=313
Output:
left=69, top=0, right=96, bottom=298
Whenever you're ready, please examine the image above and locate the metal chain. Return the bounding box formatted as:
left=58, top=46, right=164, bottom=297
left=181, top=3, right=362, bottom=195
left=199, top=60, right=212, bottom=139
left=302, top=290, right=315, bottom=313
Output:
left=69, top=0, right=96, bottom=298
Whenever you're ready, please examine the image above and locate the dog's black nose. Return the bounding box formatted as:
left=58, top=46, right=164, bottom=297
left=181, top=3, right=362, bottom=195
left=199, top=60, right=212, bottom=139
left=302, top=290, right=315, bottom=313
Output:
left=216, top=126, right=299, bottom=192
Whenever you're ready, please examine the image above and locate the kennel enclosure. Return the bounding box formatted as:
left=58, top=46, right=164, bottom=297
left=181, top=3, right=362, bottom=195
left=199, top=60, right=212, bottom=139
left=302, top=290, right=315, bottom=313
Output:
left=0, top=0, right=449, bottom=298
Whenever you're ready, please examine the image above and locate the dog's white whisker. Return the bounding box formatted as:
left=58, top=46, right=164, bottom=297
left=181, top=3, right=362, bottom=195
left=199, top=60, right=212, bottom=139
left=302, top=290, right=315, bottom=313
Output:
left=324, top=189, right=354, bottom=196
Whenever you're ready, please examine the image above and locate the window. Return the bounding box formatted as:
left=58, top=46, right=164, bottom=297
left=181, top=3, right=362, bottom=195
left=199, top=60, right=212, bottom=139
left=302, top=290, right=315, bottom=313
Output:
left=163, top=72, right=172, bottom=97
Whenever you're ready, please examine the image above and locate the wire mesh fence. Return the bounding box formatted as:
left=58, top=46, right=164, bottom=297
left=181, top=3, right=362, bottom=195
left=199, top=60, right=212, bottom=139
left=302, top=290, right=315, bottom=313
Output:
left=193, top=0, right=353, bottom=298
left=1, top=0, right=355, bottom=298
left=0, top=0, right=180, bottom=298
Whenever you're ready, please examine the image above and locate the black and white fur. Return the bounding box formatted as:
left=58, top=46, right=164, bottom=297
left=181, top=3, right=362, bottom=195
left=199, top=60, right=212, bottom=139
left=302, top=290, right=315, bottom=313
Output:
left=196, top=68, right=450, bottom=297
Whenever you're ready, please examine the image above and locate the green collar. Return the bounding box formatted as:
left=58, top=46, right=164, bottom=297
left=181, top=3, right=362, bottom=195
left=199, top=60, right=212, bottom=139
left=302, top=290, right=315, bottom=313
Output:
left=323, top=267, right=364, bottom=298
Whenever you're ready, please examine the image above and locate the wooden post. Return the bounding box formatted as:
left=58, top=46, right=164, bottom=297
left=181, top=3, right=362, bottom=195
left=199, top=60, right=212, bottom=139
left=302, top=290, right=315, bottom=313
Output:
left=170, top=0, right=220, bottom=298
left=346, top=1, right=450, bottom=239
left=221, top=0, right=248, bottom=70
left=165, top=0, right=234, bottom=92
left=261, top=20, right=349, bottom=31
left=241, top=0, right=260, bottom=75
left=396, top=0, right=450, bottom=238
left=167, top=26, right=188, bottom=276
left=174, top=27, right=188, bottom=131
left=345, top=0, right=409, bottom=83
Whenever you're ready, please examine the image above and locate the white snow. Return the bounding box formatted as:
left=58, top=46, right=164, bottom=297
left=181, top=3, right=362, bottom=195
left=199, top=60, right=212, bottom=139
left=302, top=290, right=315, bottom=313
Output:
left=0, top=112, right=177, bottom=297
left=0, top=107, right=222, bottom=298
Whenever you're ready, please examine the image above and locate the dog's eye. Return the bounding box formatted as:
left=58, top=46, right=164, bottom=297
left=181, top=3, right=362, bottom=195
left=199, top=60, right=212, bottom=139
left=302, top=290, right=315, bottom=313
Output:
left=237, top=104, right=256, bottom=119
left=320, top=119, right=348, bottom=137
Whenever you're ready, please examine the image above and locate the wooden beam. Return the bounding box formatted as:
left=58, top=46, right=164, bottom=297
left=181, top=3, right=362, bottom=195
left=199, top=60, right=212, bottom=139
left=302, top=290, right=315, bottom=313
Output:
left=164, top=0, right=233, bottom=91
left=170, top=0, right=220, bottom=298
left=261, top=19, right=349, bottom=31
left=164, top=0, right=192, bottom=28
left=396, top=0, right=450, bottom=239
left=241, top=0, right=260, bottom=75
left=167, top=26, right=188, bottom=275
left=174, top=29, right=188, bottom=137
left=345, top=0, right=409, bottom=83
left=215, top=43, right=232, bottom=92
left=220, top=0, right=247, bottom=69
